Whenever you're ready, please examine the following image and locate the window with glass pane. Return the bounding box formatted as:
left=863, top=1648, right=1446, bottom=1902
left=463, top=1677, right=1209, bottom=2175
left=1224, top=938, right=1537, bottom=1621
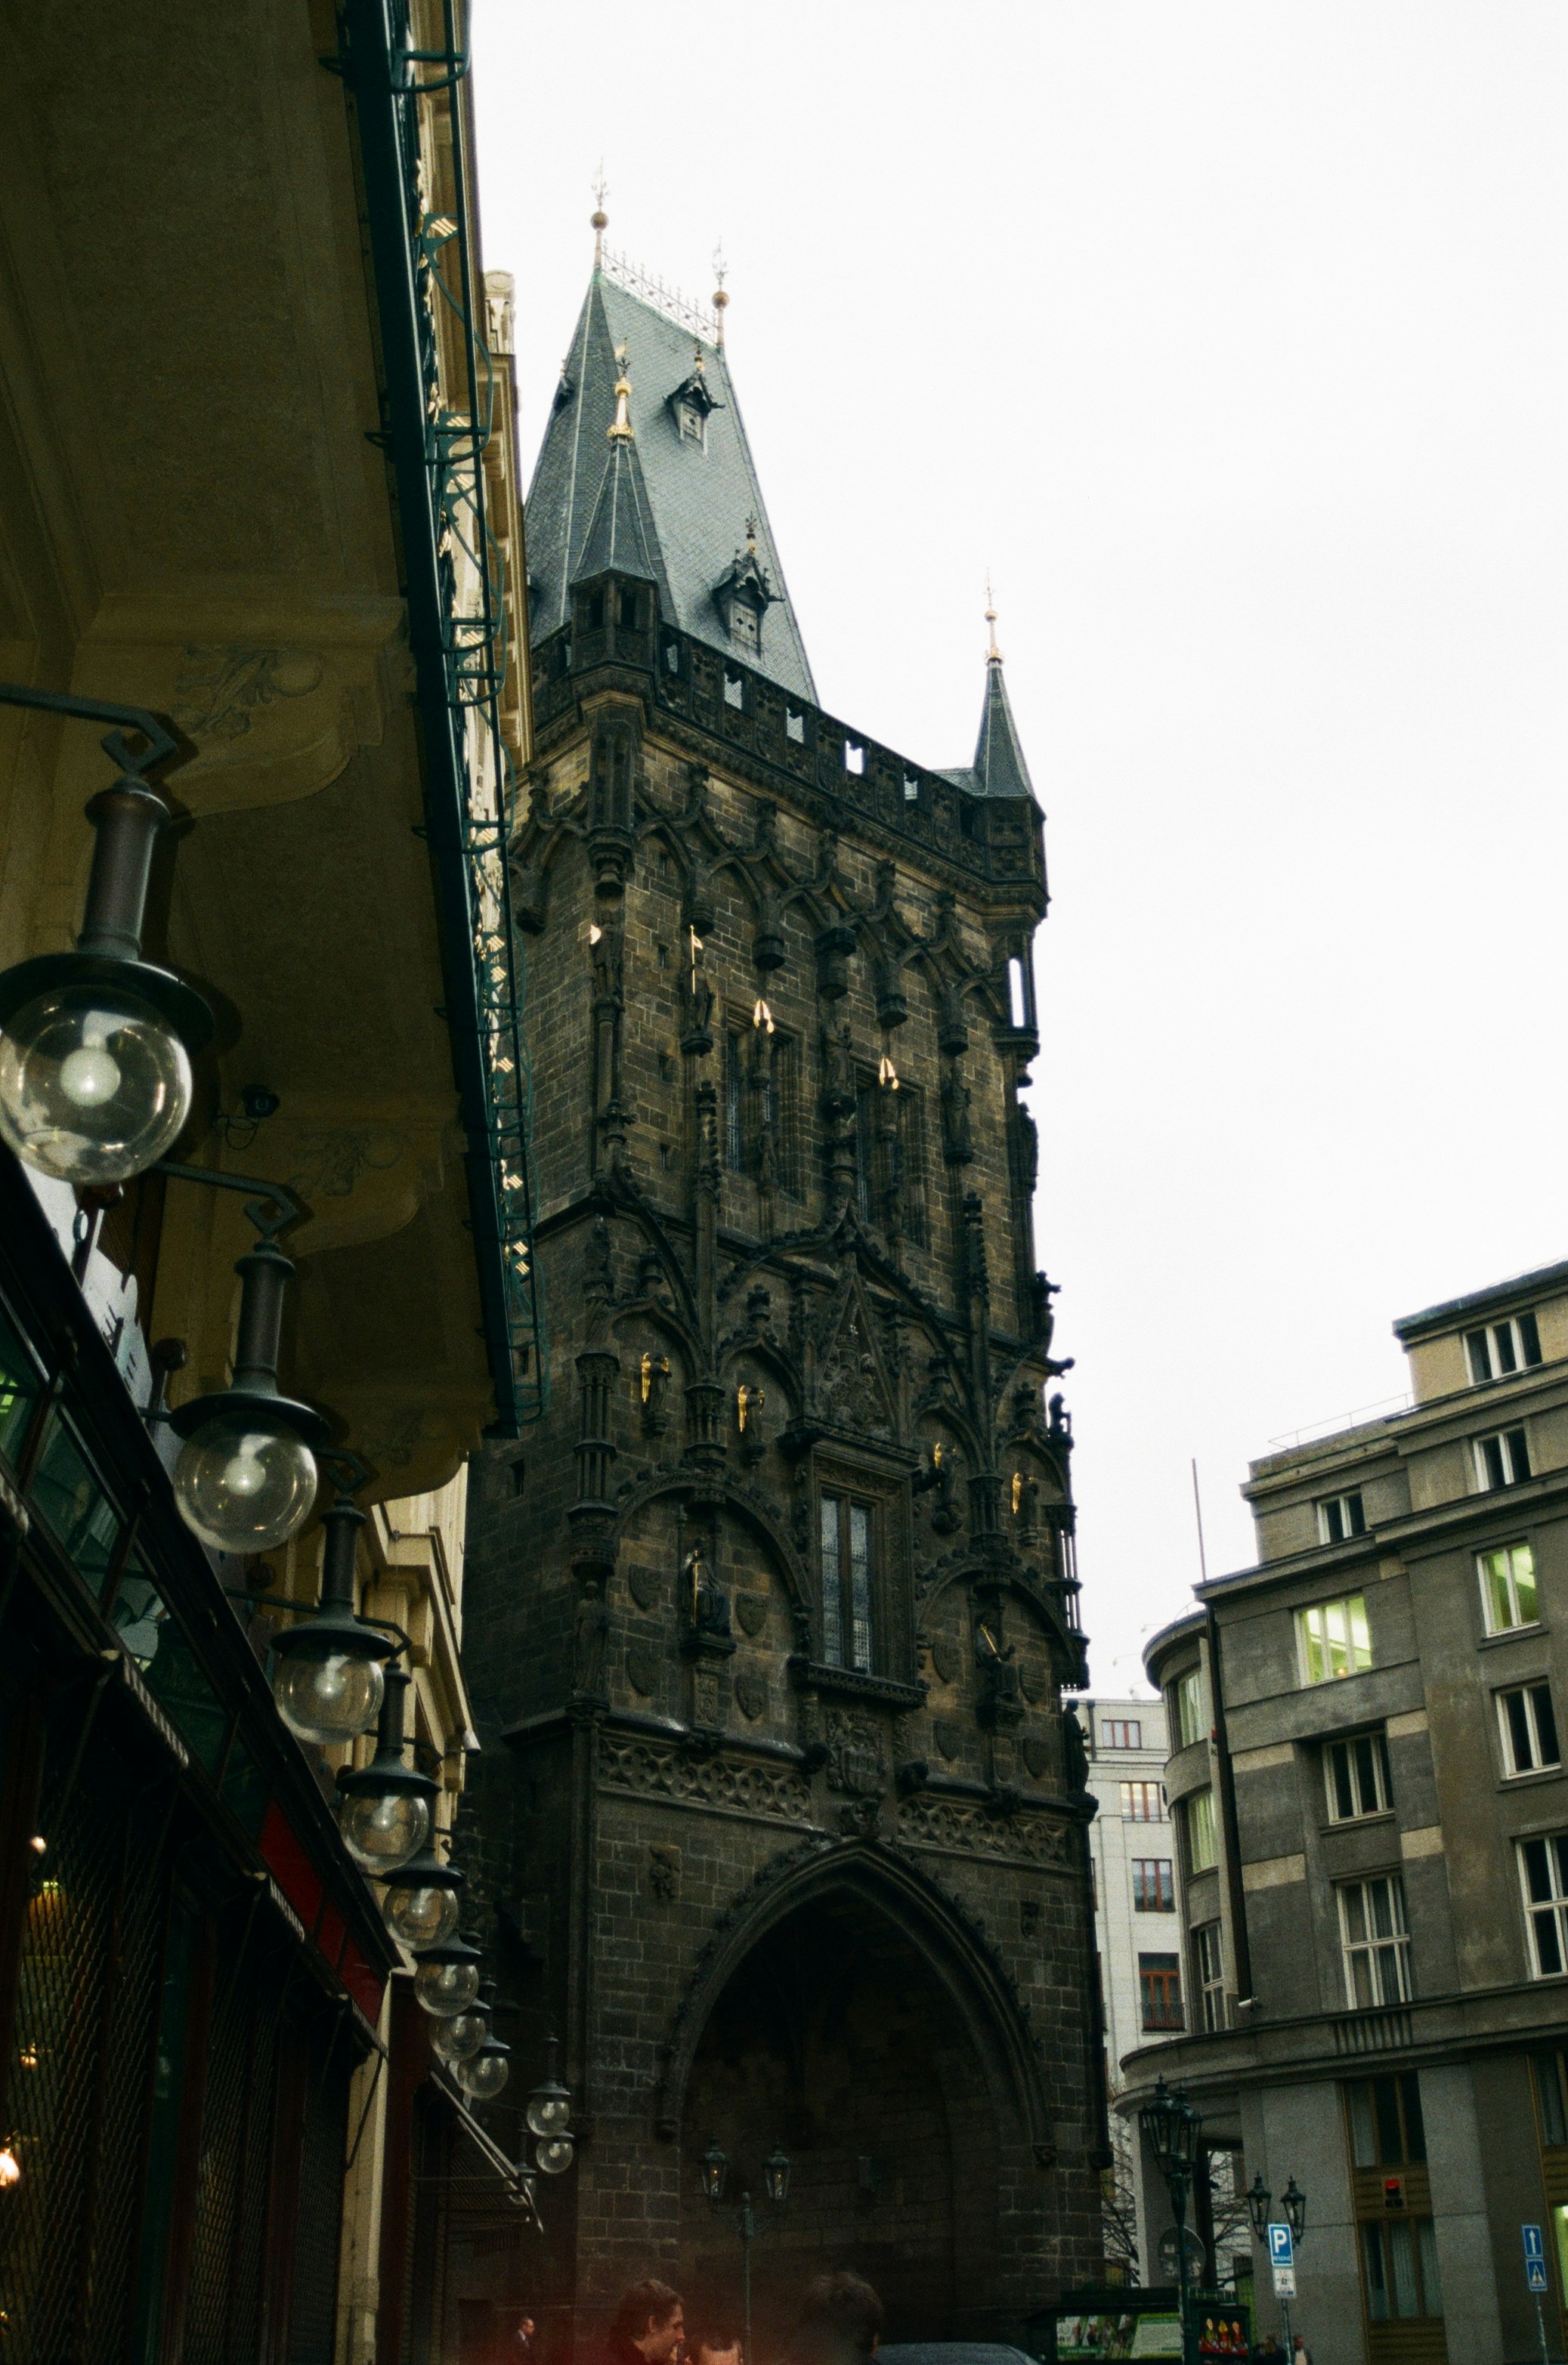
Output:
left=0, top=1300, right=41, bottom=1470
left=1466, top=1312, right=1543, bottom=1383
left=1195, top=1921, right=1225, bottom=2031
left=1297, top=1594, right=1372, bottom=1683
left=1184, top=1787, right=1217, bottom=1872
left=1338, top=1873, right=1412, bottom=2006
left=1520, top=1835, right=1568, bottom=1977
left=29, top=1414, right=120, bottom=1594
left=1101, top=1718, right=1142, bottom=1749
left=1172, top=1666, right=1205, bottom=1749
left=1479, top=1541, right=1539, bottom=1633
left=1360, top=2220, right=1443, bottom=2321
left=819, top=1492, right=873, bottom=1672
left=1139, top=1952, right=1183, bottom=2030
left=1474, top=1426, right=1532, bottom=1490
left=1325, top=1732, right=1391, bottom=1822
left=1317, top=1490, right=1365, bottom=1544
left=1499, top=1683, right=1560, bottom=1776
left=1346, top=2073, right=1427, bottom=2166
left=1120, top=1782, right=1166, bottom=1822
left=1133, top=1859, right=1175, bottom=1912
left=1533, top=2052, right=1568, bottom=2147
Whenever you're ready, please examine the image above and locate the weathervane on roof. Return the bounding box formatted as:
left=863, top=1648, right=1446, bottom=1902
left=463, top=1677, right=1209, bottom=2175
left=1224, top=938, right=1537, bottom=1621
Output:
left=712, top=241, right=729, bottom=348
left=592, top=165, right=609, bottom=270
left=985, top=575, right=1003, bottom=664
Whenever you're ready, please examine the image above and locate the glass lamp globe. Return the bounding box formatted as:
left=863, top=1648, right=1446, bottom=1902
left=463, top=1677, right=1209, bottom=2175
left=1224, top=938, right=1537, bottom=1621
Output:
left=526, top=2085, right=571, bottom=2138
left=535, top=2135, right=574, bottom=2176
left=456, top=2042, right=509, bottom=2101
left=339, top=1786, right=431, bottom=1875
left=0, top=982, right=192, bottom=1183
left=383, top=1875, right=461, bottom=1950
left=173, top=1409, right=319, bottom=1554
left=274, top=1649, right=385, bottom=1748
left=431, top=2005, right=487, bottom=2064
left=413, top=1952, right=481, bottom=2017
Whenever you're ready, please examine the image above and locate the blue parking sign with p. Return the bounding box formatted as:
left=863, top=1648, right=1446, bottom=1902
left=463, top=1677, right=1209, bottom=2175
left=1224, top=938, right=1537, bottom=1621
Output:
left=1268, top=2223, right=1294, bottom=2269
left=1524, top=2224, right=1548, bottom=2292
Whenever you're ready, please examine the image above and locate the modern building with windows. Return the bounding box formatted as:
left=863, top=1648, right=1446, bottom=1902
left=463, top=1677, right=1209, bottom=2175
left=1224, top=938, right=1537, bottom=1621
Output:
left=1121, top=1258, right=1568, bottom=2365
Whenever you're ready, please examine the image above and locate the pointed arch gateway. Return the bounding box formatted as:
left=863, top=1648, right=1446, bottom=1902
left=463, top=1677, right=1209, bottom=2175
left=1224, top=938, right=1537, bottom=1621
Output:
left=659, top=1841, right=1053, bottom=2345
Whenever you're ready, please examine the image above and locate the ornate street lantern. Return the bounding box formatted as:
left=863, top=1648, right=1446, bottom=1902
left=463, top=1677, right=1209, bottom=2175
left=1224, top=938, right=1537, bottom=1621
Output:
left=1282, top=2176, right=1307, bottom=2244
left=763, top=2142, right=792, bottom=2207
left=701, top=2137, right=730, bottom=2209
left=1245, top=2173, right=1272, bottom=2240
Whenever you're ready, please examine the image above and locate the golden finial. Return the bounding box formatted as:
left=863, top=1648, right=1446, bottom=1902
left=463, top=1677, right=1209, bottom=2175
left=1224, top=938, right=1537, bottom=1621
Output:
left=712, top=241, right=729, bottom=348
left=591, top=165, right=609, bottom=268
left=608, top=342, right=633, bottom=442
left=985, top=575, right=1002, bottom=663
left=744, top=512, right=759, bottom=557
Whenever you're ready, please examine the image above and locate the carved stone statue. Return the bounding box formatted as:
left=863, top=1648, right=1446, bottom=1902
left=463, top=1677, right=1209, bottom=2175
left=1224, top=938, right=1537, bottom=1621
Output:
left=1016, top=1103, right=1038, bottom=1192
left=586, top=1215, right=614, bottom=1297
left=640, top=1350, right=672, bottom=1435
left=684, top=1544, right=731, bottom=1637
left=929, top=1441, right=962, bottom=1535
left=573, top=1586, right=610, bottom=1696
left=940, top=1069, right=973, bottom=1164
left=1011, top=1468, right=1040, bottom=1531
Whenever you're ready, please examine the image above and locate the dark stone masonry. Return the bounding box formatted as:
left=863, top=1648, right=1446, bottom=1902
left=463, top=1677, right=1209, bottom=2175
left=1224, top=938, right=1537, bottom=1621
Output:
left=458, top=258, right=1106, bottom=2351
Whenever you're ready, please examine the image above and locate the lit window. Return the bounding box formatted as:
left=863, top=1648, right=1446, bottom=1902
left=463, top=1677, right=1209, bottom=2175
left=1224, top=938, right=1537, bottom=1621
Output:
left=1138, top=1952, right=1183, bottom=2030
left=1101, top=1718, right=1143, bottom=1750
left=1325, top=1733, right=1390, bottom=1822
left=819, top=1492, right=873, bottom=1673
left=1172, top=1667, right=1205, bottom=1750
left=1475, top=1426, right=1532, bottom=1491
left=1120, top=1781, right=1167, bottom=1824
left=1194, top=1921, right=1225, bottom=2032
left=1479, top=1541, right=1539, bottom=1634
left=1297, top=1595, right=1372, bottom=1684
left=1500, top=1683, right=1560, bottom=1777
left=1132, top=1859, right=1174, bottom=1912
left=1521, top=1836, right=1568, bottom=1977
left=1466, top=1312, right=1543, bottom=1384
left=1338, top=1873, right=1412, bottom=2006
left=1317, top=1490, right=1366, bottom=1544
left=1184, top=1788, right=1217, bottom=1873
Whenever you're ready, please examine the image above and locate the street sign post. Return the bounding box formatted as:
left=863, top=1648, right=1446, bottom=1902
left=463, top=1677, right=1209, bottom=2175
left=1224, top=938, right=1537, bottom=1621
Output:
left=1523, top=2226, right=1550, bottom=2365
left=1267, top=2224, right=1297, bottom=2339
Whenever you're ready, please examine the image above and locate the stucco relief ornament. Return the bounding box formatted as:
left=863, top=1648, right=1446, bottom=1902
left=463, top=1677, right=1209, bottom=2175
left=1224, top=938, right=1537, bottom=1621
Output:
left=824, top=1711, right=885, bottom=1798
left=172, top=645, right=324, bottom=744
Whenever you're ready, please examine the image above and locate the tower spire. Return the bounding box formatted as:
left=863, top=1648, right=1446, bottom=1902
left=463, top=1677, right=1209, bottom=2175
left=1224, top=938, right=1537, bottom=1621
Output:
left=591, top=167, right=608, bottom=271
left=985, top=576, right=1002, bottom=664
left=608, top=344, right=633, bottom=442
left=712, top=242, right=728, bottom=349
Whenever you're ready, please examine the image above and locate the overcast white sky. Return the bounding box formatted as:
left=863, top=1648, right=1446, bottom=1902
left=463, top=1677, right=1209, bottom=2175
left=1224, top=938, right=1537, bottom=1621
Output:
left=474, top=4, right=1568, bottom=1695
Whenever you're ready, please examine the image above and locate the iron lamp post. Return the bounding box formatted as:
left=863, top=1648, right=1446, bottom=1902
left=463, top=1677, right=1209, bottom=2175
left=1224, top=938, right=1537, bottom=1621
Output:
left=1140, top=2078, right=1202, bottom=2365
left=700, top=2138, right=790, bottom=2363
left=1245, top=2168, right=1307, bottom=2353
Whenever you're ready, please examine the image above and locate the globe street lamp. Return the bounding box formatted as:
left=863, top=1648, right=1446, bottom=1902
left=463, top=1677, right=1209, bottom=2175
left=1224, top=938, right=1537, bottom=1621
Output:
left=336, top=1666, right=436, bottom=1875
left=525, top=2033, right=576, bottom=2175
left=168, top=1218, right=326, bottom=1555
left=271, top=1489, right=394, bottom=1745
left=1140, top=2079, right=1203, bottom=2365
left=455, top=2026, right=510, bottom=2101
left=379, top=1836, right=463, bottom=1950
left=411, top=1931, right=483, bottom=2018
left=0, top=688, right=212, bottom=1186
left=701, top=2138, right=792, bottom=2363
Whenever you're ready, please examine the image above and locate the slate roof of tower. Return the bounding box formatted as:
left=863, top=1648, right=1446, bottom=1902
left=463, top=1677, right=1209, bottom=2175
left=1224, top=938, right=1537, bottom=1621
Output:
left=572, top=431, right=671, bottom=607
left=527, top=270, right=817, bottom=703
left=939, top=654, right=1037, bottom=802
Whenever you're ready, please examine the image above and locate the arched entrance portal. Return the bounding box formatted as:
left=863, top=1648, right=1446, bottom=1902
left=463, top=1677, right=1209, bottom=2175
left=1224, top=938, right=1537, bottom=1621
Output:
left=679, top=1892, right=1003, bottom=2350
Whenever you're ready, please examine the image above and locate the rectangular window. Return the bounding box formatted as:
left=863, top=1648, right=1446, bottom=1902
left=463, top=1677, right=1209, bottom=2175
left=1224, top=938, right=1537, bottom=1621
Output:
left=1500, top=1683, right=1561, bottom=1776
left=1520, top=1835, right=1568, bottom=1976
left=770, top=1032, right=803, bottom=1199
left=1360, top=2220, right=1443, bottom=2322
left=725, top=1028, right=747, bottom=1173
left=1338, top=1873, right=1412, bottom=2007
left=1194, top=1921, right=1226, bottom=2032
left=1479, top=1541, right=1539, bottom=1633
left=1466, top=1312, right=1544, bottom=1384
left=1184, top=1787, right=1217, bottom=1873
left=1138, top=1952, right=1183, bottom=2031
left=727, top=1022, right=802, bottom=1195
left=1317, top=1490, right=1366, bottom=1544
left=1101, top=1718, right=1143, bottom=1750
left=1172, top=1666, right=1205, bottom=1750
left=1346, top=2073, right=1427, bottom=2166
left=854, top=1074, right=928, bottom=1247
left=1133, top=1859, right=1175, bottom=1912
left=1475, top=1426, right=1532, bottom=1491
left=1533, top=2051, right=1568, bottom=2147
left=819, top=1492, right=874, bottom=1674
left=1120, top=1782, right=1167, bottom=1823
left=1325, top=1732, right=1391, bottom=1822
left=1297, top=1594, right=1372, bottom=1684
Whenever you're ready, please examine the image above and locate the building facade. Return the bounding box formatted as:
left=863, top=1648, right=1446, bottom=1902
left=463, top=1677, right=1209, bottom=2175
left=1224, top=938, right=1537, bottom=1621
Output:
left=0, top=6, right=545, bottom=2359
left=458, top=231, right=1105, bottom=2351
left=1075, top=1694, right=1181, bottom=2282
left=1124, top=1260, right=1568, bottom=2365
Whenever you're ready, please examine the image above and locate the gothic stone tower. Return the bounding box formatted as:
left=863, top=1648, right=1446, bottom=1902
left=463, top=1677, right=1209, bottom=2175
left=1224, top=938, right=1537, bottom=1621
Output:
left=459, top=246, right=1106, bottom=2349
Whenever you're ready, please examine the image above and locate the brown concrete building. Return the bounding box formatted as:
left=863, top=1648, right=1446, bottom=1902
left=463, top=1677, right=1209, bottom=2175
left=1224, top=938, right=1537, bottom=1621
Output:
left=1123, top=1260, right=1568, bottom=2365
left=458, top=230, right=1104, bottom=2351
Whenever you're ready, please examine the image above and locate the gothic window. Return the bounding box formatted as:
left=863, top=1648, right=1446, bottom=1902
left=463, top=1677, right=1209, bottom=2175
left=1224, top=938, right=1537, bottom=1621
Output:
left=725, top=1028, right=746, bottom=1173
left=854, top=1074, right=927, bottom=1246
left=820, top=1492, right=874, bottom=1671
left=725, top=1020, right=802, bottom=1194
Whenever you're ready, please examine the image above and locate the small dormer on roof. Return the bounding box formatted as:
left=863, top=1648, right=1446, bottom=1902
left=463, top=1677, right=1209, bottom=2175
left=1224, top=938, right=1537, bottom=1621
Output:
left=666, top=345, right=724, bottom=450
left=713, top=517, right=775, bottom=659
